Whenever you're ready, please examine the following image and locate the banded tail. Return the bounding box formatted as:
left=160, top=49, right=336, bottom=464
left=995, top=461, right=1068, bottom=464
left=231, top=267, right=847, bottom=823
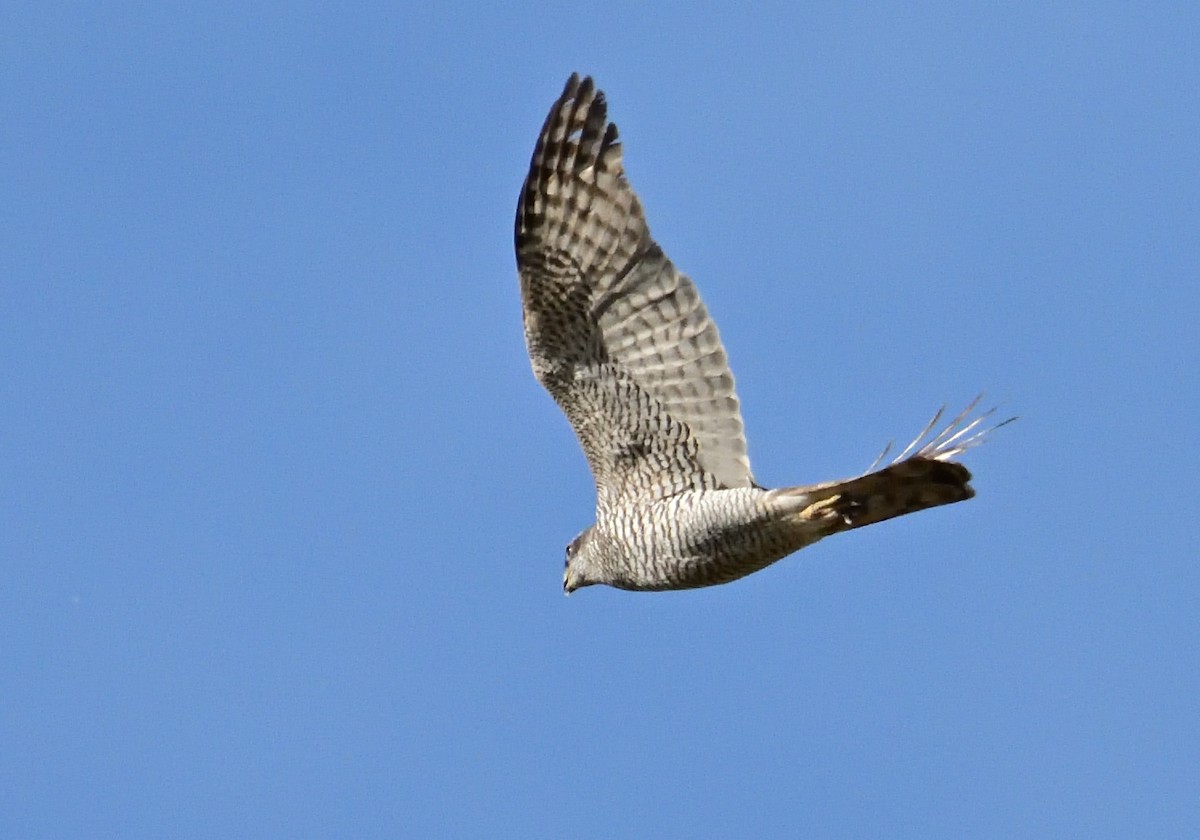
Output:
left=777, top=398, right=1015, bottom=533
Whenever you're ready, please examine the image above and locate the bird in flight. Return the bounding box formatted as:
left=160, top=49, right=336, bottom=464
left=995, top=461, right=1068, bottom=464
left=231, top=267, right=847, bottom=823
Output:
left=515, top=73, right=1011, bottom=593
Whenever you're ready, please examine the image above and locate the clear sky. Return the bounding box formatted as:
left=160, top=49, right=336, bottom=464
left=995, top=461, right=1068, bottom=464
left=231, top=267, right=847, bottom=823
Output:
left=3, top=2, right=1197, bottom=837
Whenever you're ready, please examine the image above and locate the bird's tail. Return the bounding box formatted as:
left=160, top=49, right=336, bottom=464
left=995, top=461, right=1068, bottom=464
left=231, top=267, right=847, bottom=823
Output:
left=773, top=398, right=1015, bottom=533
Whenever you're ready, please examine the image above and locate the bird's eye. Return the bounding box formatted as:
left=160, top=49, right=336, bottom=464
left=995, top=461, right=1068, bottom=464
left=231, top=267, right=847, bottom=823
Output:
left=565, top=532, right=584, bottom=565
left=561, top=530, right=585, bottom=564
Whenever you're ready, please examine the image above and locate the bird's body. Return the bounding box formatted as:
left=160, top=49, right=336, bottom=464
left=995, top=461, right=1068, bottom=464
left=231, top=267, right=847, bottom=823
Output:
left=515, top=74, right=1009, bottom=593
left=582, top=487, right=781, bottom=591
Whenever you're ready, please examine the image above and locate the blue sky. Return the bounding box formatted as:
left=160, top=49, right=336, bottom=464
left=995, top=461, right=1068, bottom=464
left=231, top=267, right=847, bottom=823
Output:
left=3, top=2, right=1197, bottom=837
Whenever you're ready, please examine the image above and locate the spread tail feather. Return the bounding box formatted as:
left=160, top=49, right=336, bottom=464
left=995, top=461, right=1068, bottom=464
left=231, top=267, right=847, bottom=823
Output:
left=776, top=398, right=1014, bottom=532
left=792, top=457, right=974, bottom=532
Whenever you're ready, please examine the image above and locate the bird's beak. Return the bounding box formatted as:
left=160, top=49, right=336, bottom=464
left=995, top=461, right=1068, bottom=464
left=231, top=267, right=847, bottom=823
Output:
left=563, top=569, right=575, bottom=596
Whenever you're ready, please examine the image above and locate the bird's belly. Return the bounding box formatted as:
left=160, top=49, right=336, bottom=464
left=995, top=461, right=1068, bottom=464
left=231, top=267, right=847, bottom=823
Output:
left=604, top=491, right=820, bottom=590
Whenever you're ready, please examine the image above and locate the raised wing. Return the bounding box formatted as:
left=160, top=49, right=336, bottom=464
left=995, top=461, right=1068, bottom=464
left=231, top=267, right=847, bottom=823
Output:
left=515, top=74, right=753, bottom=503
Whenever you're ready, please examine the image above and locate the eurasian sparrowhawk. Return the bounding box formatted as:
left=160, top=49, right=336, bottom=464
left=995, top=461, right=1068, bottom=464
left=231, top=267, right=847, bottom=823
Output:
left=515, top=74, right=1010, bottom=593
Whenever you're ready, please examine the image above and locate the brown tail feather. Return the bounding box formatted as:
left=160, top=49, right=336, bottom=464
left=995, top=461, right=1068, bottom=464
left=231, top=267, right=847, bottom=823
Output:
left=788, top=457, right=974, bottom=532
left=774, top=398, right=1014, bottom=533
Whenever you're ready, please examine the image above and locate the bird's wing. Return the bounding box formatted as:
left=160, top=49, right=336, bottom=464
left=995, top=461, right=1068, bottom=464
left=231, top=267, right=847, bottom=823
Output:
left=515, top=74, right=753, bottom=504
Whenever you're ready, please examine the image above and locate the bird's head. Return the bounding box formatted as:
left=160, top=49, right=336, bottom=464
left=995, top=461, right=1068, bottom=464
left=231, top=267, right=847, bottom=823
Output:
left=563, top=526, right=601, bottom=595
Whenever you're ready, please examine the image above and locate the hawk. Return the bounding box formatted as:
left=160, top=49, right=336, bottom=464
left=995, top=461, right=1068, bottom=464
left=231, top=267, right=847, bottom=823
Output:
left=515, top=74, right=1010, bottom=593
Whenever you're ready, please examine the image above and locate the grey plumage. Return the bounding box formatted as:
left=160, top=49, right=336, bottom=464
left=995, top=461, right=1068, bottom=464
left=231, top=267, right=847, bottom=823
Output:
left=516, top=74, right=1011, bottom=593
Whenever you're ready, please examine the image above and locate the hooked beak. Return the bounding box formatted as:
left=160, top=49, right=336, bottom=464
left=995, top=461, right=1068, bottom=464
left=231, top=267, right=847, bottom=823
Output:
left=563, top=568, right=577, bottom=595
